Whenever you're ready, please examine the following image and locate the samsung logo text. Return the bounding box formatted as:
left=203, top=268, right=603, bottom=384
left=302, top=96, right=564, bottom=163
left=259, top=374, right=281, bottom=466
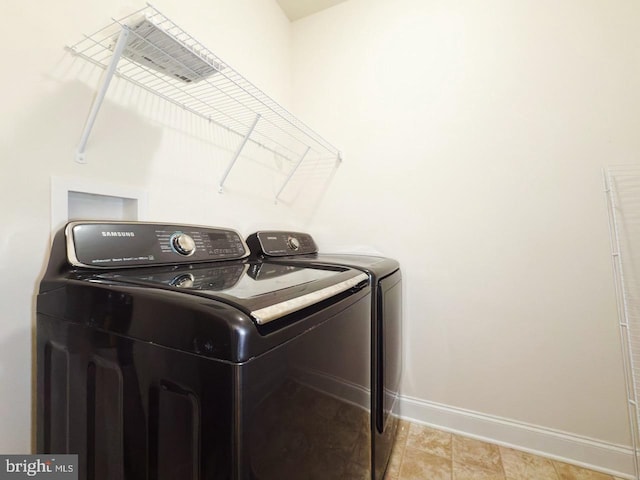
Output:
left=101, top=232, right=135, bottom=237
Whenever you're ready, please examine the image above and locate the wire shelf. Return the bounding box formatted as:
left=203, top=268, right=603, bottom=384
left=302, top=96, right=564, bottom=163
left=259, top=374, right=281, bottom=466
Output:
left=67, top=3, right=341, bottom=196
left=604, top=165, right=640, bottom=480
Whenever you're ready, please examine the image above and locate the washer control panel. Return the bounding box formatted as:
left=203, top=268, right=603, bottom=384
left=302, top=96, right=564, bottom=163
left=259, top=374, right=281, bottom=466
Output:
left=66, top=222, right=249, bottom=268
left=246, top=231, right=318, bottom=257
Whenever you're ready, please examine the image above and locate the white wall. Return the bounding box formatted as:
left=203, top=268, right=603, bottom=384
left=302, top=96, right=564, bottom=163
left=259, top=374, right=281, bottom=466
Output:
left=290, top=0, right=639, bottom=467
left=0, top=0, right=316, bottom=453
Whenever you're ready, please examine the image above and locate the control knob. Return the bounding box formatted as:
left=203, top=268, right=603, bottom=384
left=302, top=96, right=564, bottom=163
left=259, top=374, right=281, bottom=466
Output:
left=287, top=236, right=300, bottom=251
left=170, top=273, right=195, bottom=288
left=171, top=233, right=196, bottom=256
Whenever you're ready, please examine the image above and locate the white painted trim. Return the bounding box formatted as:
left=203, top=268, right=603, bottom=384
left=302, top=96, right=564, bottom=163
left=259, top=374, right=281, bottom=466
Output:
left=399, top=394, right=634, bottom=479
left=50, top=176, right=149, bottom=237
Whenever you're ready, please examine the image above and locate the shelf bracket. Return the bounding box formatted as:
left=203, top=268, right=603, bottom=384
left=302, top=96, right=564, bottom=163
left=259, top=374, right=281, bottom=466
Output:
left=275, top=146, right=310, bottom=202
left=218, top=113, right=260, bottom=192
left=75, top=27, right=130, bottom=164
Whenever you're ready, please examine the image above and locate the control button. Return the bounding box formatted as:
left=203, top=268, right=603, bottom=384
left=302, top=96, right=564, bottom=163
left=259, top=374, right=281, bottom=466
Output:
left=287, top=236, right=300, bottom=251
left=171, top=233, right=196, bottom=256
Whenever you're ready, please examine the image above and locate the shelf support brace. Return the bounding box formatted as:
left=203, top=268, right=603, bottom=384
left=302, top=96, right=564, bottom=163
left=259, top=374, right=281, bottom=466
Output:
left=75, top=27, right=130, bottom=164
left=218, top=114, right=260, bottom=192
left=275, top=146, right=310, bottom=201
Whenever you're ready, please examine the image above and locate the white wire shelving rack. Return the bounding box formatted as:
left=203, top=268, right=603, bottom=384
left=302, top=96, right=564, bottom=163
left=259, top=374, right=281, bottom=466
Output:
left=66, top=3, right=341, bottom=198
left=604, top=165, right=640, bottom=480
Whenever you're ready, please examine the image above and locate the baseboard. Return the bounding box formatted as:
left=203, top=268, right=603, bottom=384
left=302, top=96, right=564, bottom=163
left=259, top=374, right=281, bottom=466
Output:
left=399, top=395, right=634, bottom=479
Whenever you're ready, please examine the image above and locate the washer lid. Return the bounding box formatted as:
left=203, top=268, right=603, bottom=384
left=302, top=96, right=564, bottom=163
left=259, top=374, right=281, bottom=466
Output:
left=96, top=261, right=368, bottom=325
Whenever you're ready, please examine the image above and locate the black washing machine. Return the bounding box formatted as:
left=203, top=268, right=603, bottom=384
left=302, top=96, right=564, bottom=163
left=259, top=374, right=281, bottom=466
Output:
left=246, top=231, right=402, bottom=480
left=37, top=221, right=374, bottom=480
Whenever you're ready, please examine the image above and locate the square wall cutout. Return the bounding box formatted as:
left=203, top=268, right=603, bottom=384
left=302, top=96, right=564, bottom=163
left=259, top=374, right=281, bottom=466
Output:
left=67, top=191, right=139, bottom=221
left=51, top=176, right=148, bottom=237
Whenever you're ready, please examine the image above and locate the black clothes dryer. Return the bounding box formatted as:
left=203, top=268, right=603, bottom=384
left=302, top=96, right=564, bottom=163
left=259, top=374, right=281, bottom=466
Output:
left=246, top=231, right=402, bottom=480
left=37, top=222, right=373, bottom=480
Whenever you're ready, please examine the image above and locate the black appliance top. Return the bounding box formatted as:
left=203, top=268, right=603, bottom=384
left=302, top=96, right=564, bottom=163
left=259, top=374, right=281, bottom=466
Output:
left=247, top=230, right=399, bottom=279
left=94, top=260, right=366, bottom=325
left=38, top=222, right=369, bottom=362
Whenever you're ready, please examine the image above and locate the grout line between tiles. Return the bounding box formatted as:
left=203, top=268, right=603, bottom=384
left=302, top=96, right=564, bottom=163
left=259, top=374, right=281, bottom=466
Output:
left=450, top=430, right=454, bottom=480
left=498, top=445, right=506, bottom=479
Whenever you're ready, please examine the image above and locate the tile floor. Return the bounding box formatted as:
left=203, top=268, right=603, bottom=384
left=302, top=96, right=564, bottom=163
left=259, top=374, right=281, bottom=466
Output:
left=384, top=421, right=626, bottom=480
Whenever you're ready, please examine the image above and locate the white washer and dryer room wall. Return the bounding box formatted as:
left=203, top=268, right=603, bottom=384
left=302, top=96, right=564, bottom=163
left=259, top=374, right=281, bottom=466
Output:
left=290, top=0, right=638, bottom=476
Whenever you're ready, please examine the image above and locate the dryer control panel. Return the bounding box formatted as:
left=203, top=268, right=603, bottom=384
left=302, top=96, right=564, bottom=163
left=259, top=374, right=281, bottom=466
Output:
left=66, top=222, right=249, bottom=268
left=246, top=231, right=318, bottom=257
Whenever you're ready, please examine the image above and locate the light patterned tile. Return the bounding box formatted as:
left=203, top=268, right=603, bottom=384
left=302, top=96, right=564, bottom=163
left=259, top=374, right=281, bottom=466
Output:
left=385, top=443, right=404, bottom=479
left=385, top=420, right=411, bottom=479
left=453, top=462, right=506, bottom=480
left=382, top=421, right=622, bottom=480
left=499, top=446, right=558, bottom=480
left=406, top=423, right=452, bottom=460
left=399, top=446, right=452, bottom=480
left=553, top=461, right=615, bottom=480
left=384, top=463, right=400, bottom=480
left=453, top=435, right=503, bottom=474
left=396, top=420, right=411, bottom=444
